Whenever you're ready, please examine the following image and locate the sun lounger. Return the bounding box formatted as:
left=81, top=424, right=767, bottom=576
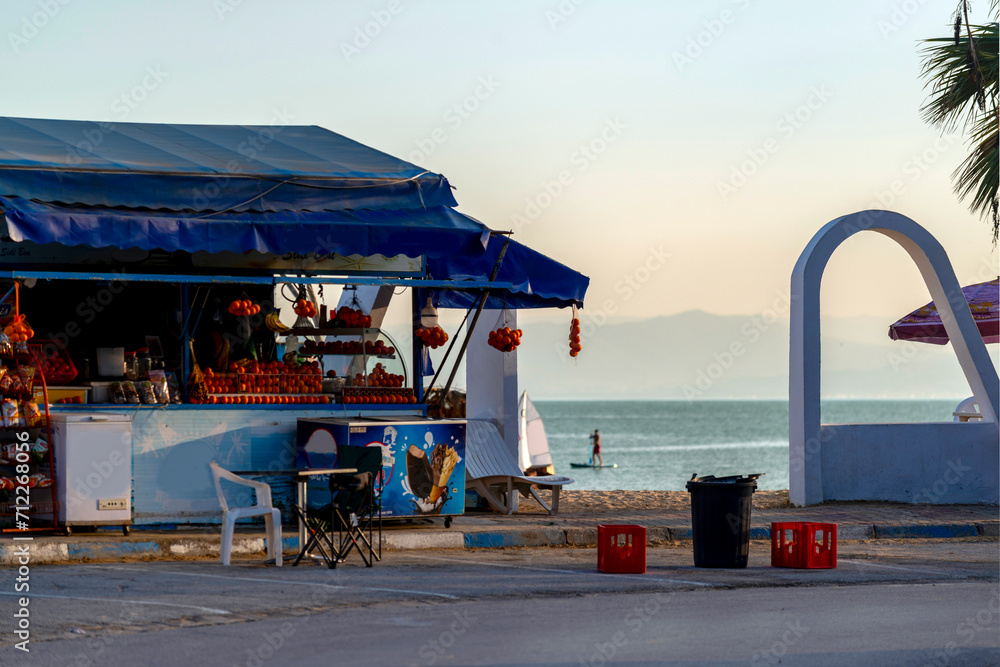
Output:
left=465, top=420, right=574, bottom=515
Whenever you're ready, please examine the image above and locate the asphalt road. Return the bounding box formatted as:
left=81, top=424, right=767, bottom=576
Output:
left=1, top=539, right=998, bottom=666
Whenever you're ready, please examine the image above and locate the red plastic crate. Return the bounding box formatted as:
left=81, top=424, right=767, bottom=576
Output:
left=771, top=522, right=837, bottom=569
left=28, top=341, right=78, bottom=384
left=598, top=524, right=646, bottom=574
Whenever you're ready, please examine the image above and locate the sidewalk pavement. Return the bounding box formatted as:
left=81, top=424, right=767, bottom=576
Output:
left=3, top=498, right=997, bottom=565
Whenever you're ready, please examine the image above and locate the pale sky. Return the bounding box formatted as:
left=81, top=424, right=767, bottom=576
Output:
left=2, top=0, right=997, bottom=325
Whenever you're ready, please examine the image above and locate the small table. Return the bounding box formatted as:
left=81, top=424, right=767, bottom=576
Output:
left=232, top=468, right=357, bottom=564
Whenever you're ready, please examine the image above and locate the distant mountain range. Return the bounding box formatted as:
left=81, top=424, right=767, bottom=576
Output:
left=515, top=310, right=997, bottom=400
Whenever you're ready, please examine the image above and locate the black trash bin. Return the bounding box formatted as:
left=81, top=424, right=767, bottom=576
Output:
left=685, top=473, right=762, bottom=568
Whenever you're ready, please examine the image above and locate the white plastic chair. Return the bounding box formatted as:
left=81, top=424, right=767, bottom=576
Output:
left=953, top=396, right=983, bottom=422
left=210, top=462, right=282, bottom=566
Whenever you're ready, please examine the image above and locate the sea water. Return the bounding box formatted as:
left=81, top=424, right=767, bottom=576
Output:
left=536, top=399, right=964, bottom=491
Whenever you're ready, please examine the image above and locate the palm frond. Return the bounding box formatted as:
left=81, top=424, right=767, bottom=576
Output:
left=919, top=23, right=997, bottom=132
left=920, top=19, right=999, bottom=241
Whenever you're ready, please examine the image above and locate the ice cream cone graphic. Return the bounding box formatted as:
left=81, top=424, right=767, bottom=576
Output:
left=407, top=441, right=461, bottom=510
left=428, top=483, right=446, bottom=504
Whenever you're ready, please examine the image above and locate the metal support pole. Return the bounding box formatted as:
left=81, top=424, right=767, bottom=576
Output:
left=411, top=289, right=425, bottom=404
left=180, top=284, right=190, bottom=387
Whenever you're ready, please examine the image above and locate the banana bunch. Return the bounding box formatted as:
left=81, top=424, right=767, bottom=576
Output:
left=264, top=310, right=291, bottom=333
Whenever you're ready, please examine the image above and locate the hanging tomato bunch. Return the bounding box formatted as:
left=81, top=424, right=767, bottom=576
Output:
left=569, top=316, right=582, bottom=357
left=334, top=305, right=371, bottom=328
left=415, top=326, right=448, bottom=349
left=489, top=326, right=522, bottom=352
left=293, top=299, right=318, bottom=318
left=4, top=315, right=34, bottom=343
left=228, top=299, right=260, bottom=316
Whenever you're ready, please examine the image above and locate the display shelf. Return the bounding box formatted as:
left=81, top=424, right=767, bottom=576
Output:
left=299, top=353, right=396, bottom=359
left=286, top=327, right=378, bottom=336
left=296, top=327, right=396, bottom=359
left=0, top=346, right=60, bottom=533
left=48, top=402, right=428, bottom=412
left=0, top=499, right=54, bottom=515
left=339, top=386, right=415, bottom=405
left=205, top=393, right=332, bottom=406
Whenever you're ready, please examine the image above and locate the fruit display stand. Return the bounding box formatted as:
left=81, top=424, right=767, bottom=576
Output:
left=288, top=325, right=412, bottom=405
left=197, top=325, right=411, bottom=406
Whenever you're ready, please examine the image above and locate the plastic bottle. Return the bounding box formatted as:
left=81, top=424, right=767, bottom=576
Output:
left=137, top=347, right=151, bottom=380
left=124, top=352, right=138, bottom=381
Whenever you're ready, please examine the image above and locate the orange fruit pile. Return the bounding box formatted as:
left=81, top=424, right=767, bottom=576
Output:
left=353, top=363, right=404, bottom=388
left=416, top=326, right=448, bottom=349
left=202, top=359, right=324, bottom=397
left=342, top=388, right=416, bottom=404
left=334, top=306, right=371, bottom=328
left=489, top=326, right=522, bottom=352
left=569, top=318, right=582, bottom=357
left=293, top=299, right=318, bottom=318
left=4, top=315, right=34, bottom=343
left=228, top=299, right=260, bottom=316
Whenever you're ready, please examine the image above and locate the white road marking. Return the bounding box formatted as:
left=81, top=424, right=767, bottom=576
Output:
left=0, top=590, right=230, bottom=615
left=95, top=565, right=459, bottom=600
left=407, top=554, right=714, bottom=587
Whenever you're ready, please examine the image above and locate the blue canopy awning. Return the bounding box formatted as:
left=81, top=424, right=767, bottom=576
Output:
left=0, top=117, right=588, bottom=309
left=0, top=196, right=489, bottom=259
left=0, top=117, right=455, bottom=212
left=0, top=196, right=588, bottom=308
left=428, top=234, right=589, bottom=310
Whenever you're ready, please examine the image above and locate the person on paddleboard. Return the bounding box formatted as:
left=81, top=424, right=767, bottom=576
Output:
left=589, top=429, right=603, bottom=467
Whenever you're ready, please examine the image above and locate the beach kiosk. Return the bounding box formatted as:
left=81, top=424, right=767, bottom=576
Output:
left=0, top=117, right=588, bottom=528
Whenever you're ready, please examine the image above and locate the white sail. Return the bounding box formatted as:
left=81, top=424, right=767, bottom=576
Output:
left=518, top=392, right=531, bottom=471
left=518, top=391, right=553, bottom=471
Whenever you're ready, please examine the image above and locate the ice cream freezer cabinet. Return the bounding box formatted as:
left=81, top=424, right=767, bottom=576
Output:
left=295, top=418, right=466, bottom=520
left=50, top=412, right=133, bottom=535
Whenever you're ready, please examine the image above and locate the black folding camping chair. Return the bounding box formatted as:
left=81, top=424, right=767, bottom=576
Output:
left=295, top=445, right=382, bottom=568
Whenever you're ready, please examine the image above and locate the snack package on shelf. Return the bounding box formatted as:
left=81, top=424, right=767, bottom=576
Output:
left=109, top=382, right=127, bottom=404
left=22, top=400, right=41, bottom=427
left=1, top=443, right=16, bottom=463
left=148, top=370, right=171, bottom=404
left=1, top=399, right=21, bottom=427
left=137, top=380, right=158, bottom=405
left=28, top=473, right=51, bottom=488
left=30, top=438, right=48, bottom=462
left=164, top=372, right=183, bottom=404
left=121, top=381, right=141, bottom=405
left=17, top=366, right=34, bottom=392
left=0, top=477, right=12, bottom=491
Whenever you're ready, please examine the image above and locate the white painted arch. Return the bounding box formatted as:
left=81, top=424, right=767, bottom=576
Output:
left=790, top=210, right=999, bottom=506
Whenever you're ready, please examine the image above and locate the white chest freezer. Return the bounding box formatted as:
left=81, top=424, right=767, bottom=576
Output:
left=50, top=412, right=133, bottom=535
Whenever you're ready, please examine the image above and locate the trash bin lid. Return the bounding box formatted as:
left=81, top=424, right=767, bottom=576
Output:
left=686, top=473, right=763, bottom=485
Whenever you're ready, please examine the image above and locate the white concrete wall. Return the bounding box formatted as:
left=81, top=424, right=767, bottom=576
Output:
left=465, top=310, right=519, bottom=460
left=790, top=210, right=999, bottom=506
left=814, top=423, right=999, bottom=504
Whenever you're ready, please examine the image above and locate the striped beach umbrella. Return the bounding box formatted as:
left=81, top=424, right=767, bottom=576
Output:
left=888, top=278, right=999, bottom=345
